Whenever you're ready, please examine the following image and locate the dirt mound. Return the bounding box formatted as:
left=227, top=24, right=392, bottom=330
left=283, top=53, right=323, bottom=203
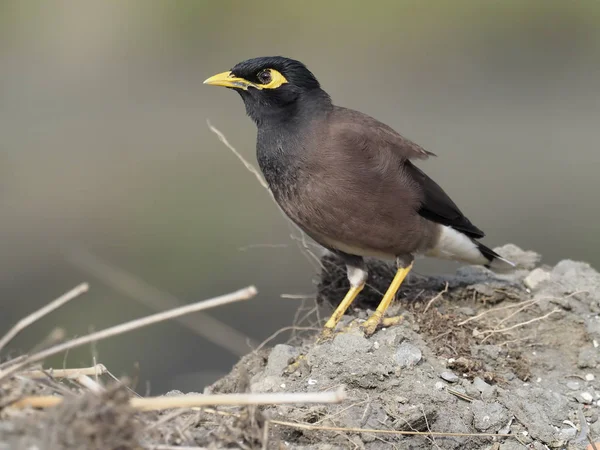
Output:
left=1, top=244, right=599, bottom=449
left=202, top=245, right=600, bottom=449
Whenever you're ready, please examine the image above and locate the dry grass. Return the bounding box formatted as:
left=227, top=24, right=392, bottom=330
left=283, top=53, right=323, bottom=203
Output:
left=0, top=280, right=516, bottom=449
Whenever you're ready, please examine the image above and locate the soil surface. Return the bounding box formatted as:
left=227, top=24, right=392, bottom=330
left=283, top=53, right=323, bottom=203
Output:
left=1, top=244, right=599, bottom=449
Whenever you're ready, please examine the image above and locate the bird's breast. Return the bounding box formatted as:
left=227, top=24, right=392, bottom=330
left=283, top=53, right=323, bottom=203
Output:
left=256, top=133, right=304, bottom=202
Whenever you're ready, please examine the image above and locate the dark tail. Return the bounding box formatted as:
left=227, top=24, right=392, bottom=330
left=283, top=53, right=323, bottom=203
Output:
left=476, top=242, right=515, bottom=272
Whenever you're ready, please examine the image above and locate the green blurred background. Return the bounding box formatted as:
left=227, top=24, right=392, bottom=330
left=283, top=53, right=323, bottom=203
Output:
left=1, top=0, right=599, bottom=393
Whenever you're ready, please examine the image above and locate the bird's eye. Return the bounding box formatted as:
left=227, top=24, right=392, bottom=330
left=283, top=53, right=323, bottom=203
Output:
left=257, top=70, right=272, bottom=84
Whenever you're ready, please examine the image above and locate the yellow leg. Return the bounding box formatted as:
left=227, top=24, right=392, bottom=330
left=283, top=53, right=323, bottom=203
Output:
left=320, top=283, right=365, bottom=340
left=361, top=263, right=413, bottom=336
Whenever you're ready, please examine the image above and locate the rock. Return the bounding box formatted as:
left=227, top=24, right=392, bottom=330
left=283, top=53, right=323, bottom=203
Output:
left=549, top=261, right=600, bottom=309
left=586, top=373, right=595, bottom=381
left=494, top=244, right=541, bottom=270
left=440, top=371, right=459, bottom=383
left=331, top=332, right=373, bottom=354
left=395, top=342, right=422, bottom=368
left=500, top=443, right=528, bottom=450
left=498, top=387, right=569, bottom=443
left=456, top=307, right=476, bottom=316
left=587, top=317, right=600, bottom=338
left=566, top=381, right=580, bottom=390
left=578, top=346, right=599, bottom=369
left=473, top=377, right=495, bottom=399
left=265, top=344, right=300, bottom=376
left=164, top=390, right=184, bottom=396
left=250, top=375, right=283, bottom=393
left=557, top=427, right=578, bottom=440
left=524, top=268, right=551, bottom=290
left=471, top=400, right=510, bottom=432
left=579, top=392, right=594, bottom=404
left=306, top=328, right=396, bottom=389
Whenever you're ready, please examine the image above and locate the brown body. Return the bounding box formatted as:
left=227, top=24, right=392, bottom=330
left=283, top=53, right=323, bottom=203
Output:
left=274, top=107, right=442, bottom=260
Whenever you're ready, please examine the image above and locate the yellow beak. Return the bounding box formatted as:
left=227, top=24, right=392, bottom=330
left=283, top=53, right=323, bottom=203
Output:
left=203, top=71, right=259, bottom=90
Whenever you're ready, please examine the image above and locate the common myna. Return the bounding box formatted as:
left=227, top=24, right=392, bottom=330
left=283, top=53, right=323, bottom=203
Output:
left=205, top=56, right=513, bottom=338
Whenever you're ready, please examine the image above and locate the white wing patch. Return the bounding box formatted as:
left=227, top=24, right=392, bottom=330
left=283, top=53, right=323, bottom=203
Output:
left=425, top=226, right=488, bottom=265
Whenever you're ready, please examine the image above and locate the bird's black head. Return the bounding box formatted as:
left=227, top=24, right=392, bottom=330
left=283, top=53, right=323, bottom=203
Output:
left=204, top=56, right=330, bottom=125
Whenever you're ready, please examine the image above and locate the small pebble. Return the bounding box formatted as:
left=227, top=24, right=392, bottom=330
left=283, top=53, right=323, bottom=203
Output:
left=396, top=396, right=408, bottom=404
left=473, top=377, right=494, bottom=397
left=523, top=268, right=551, bottom=290
left=435, top=381, right=445, bottom=391
left=440, top=371, right=459, bottom=383
left=307, top=378, right=318, bottom=385
left=373, top=341, right=380, bottom=350
left=395, top=342, right=422, bottom=368
left=594, top=340, right=599, bottom=348
left=457, top=307, right=475, bottom=316
left=567, top=381, right=580, bottom=390
left=586, top=373, right=595, bottom=381
left=558, top=428, right=577, bottom=440
left=580, top=392, right=594, bottom=404
left=536, top=377, right=542, bottom=383
left=280, top=383, right=286, bottom=388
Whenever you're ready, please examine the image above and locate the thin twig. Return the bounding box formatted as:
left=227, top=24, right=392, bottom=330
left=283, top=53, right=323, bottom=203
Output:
left=75, top=375, right=104, bottom=393
left=458, top=291, right=585, bottom=326
left=269, top=419, right=512, bottom=438
left=64, top=247, right=255, bottom=356
left=421, top=405, right=441, bottom=450
left=20, top=364, right=107, bottom=379
left=457, top=298, right=537, bottom=326
left=253, top=326, right=320, bottom=353
left=423, top=282, right=448, bottom=313
left=495, top=298, right=542, bottom=327
left=28, top=327, right=67, bottom=354
left=446, top=388, right=475, bottom=403
left=207, top=120, right=269, bottom=190
left=0, top=283, right=89, bottom=354
left=0, top=286, right=257, bottom=382
left=280, top=294, right=317, bottom=300
left=145, top=446, right=208, bottom=450
left=262, top=420, right=270, bottom=450
left=0, top=354, right=28, bottom=370
left=179, top=406, right=514, bottom=440
left=10, top=387, right=347, bottom=410
left=478, top=308, right=561, bottom=343
left=207, top=121, right=320, bottom=271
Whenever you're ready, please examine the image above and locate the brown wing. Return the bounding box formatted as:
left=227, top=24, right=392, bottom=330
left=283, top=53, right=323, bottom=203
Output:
left=331, top=107, right=436, bottom=160
left=329, top=107, right=485, bottom=239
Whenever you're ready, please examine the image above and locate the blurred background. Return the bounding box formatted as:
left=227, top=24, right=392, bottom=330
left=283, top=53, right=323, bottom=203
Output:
left=1, top=0, right=599, bottom=393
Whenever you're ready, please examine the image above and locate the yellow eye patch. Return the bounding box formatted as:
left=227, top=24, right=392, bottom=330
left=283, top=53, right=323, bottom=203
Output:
left=257, top=69, right=288, bottom=89
left=204, top=69, right=288, bottom=91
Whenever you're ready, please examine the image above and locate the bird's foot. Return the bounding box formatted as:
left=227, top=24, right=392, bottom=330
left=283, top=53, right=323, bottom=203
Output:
left=316, top=319, right=362, bottom=343
left=316, top=327, right=336, bottom=344
left=284, top=354, right=307, bottom=375
left=360, top=311, right=383, bottom=337
left=382, top=315, right=403, bottom=327
left=360, top=313, right=402, bottom=336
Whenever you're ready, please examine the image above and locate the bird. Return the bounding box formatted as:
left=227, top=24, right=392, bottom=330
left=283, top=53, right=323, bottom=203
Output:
left=204, top=56, right=514, bottom=338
